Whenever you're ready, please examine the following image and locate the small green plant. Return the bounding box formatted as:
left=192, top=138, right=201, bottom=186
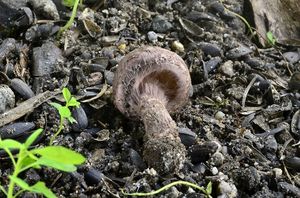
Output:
left=49, top=87, right=80, bottom=145
left=121, top=180, right=212, bottom=197
left=0, top=129, right=86, bottom=198
left=58, top=0, right=83, bottom=36
left=266, top=31, right=276, bottom=46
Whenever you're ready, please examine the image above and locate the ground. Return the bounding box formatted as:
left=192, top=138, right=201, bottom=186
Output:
left=0, top=0, right=300, bottom=197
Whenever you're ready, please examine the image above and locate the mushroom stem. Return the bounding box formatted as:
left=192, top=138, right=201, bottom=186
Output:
left=139, top=96, right=178, bottom=141
left=137, top=90, right=186, bottom=174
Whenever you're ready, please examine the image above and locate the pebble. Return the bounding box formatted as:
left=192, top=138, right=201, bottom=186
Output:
left=215, top=111, right=225, bottom=121
left=147, top=31, right=158, bottom=43
left=72, top=106, right=88, bottom=132
left=220, top=60, right=234, bottom=77
left=178, top=127, right=197, bottom=147
left=205, top=57, right=222, bottom=73
left=244, top=56, right=263, bottom=68
left=226, top=44, right=253, bottom=59
left=104, top=70, right=114, bottom=85
left=212, top=166, right=218, bottom=175
left=218, top=181, right=238, bottom=198
left=171, top=40, right=185, bottom=52
left=273, top=168, right=283, bottom=178
left=210, top=152, right=225, bottom=166
left=0, top=84, right=15, bottom=113
left=151, top=15, right=173, bottom=33
left=32, top=41, right=64, bottom=77
left=283, top=51, right=300, bottom=64
left=264, top=135, right=278, bottom=152
left=198, top=42, right=222, bottom=57
left=278, top=182, right=300, bottom=197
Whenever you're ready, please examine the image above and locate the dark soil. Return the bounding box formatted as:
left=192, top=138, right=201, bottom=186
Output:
left=0, top=0, right=300, bottom=197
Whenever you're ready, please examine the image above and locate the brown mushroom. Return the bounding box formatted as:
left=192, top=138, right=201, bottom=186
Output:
left=113, top=46, right=192, bottom=174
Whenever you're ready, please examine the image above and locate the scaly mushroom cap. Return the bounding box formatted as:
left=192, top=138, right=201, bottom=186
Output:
left=113, top=46, right=192, bottom=119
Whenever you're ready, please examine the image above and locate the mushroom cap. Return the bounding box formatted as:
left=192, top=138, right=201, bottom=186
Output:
left=113, top=46, right=192, bottom=119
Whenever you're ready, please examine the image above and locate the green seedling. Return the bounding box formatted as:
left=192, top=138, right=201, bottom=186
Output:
left=121, top=180, right=212, bottom=198
left=49, top=87, right=80, bottom=145
left=58, top=0, right=83, bottom=36
left=266, top=31, right=276, bottom=46
left=0, top=129, right=86, bottom=198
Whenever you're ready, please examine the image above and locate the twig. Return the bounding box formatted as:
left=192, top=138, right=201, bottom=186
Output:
left=0, top=91, right=58, bottom=127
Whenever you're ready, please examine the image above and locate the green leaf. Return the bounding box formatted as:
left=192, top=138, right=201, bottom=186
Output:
left=62, top=0, right=76, bottom=7
left=9, top=176, right=31, bottom=190
left=206, top=181, right=212, bottom=195
left=59, top=106, right=71, bottom=118
left=32, top=146, right=85, bottom=165
left=266, top=31, right=276, bottom=46
left=67, top=97, right=80, bottom=107
left=36, top=157, right=77, bottom=172
left=50, top=102, right=62, bottom=111
left=21, top=156, right=40, bottom=170
left=31, top=182, right=57, bottom=198
left=24, top=128, right=43, bottom=148
left=62, top=87, right=72, bottom=102
left=67, top=116, right=77, bottom=124
left=0, top=139, right=23, bottom=149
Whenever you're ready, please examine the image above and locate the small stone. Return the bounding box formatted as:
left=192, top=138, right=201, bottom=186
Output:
left=147, top=31, right=158, bottom=43
left=0, top=85, right=15, bottom=114
left=212, top=167, right=218, bottom=175
left=32, top=41, right=64, bottom=77
left=210, top=152, right=225, bottom=166
left=118, top=43, right=126, bottom=51
left=215, top=111, right=225, bottom=121
left=152, top=15, right=173, bottom=33
left=104, top=70, right=114, bottom=85
left=273, top=168, right=283, bottom=178
left=283, top=52, right=300, bottom=64
left=220, top=60, right=234, bottom=77
left=218, top=180, right=238, bottom=198
left=264, top=135, right=278, bottom=152
left=171, top=41, right=185, bottom=53
left=226, top=44, right=253, bottom=59
left=198, top=42, right=222, bottom=57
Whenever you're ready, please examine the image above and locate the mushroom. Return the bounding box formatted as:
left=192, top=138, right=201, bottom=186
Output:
left=113, top=46, right=192, bottom=174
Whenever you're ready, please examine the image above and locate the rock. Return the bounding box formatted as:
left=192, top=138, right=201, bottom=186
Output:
left=0, top=84, right=15, bottom=114
left=198, top=42, right=222, bottom=57
left=178, top=127, right=197, bottom=147
left=211, top=166, right=218, bottom=175
left=32, top=41, right=64, bottom=77
left=264, top=135, right=278, bottom=153
left=147, top=31, right=158, bottom=43
left=278, top=182, right=300, bottom=197
left=215, top=111, right=225, bottom=121
left=273, top=168, right=283, bottom=178
left=104, top=70, right=114, bottom=85
left=220, top=60, right=234, bottom=77
left=28, top=0, right=59, bottom=20
left=171, top=40, right=185, bottom=53
left=245, top=0, right=300, bottom=47
left=151, top=15, right=173, bottom=33
left=218, top=180, right=238, bottom=198
left=210, top=152, right=225, bottom=166
left=283, top=51, right=300, bottom=64
left=226, top=44, right=252, bottom=59
left=205, top=57, right=222, bottom=73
